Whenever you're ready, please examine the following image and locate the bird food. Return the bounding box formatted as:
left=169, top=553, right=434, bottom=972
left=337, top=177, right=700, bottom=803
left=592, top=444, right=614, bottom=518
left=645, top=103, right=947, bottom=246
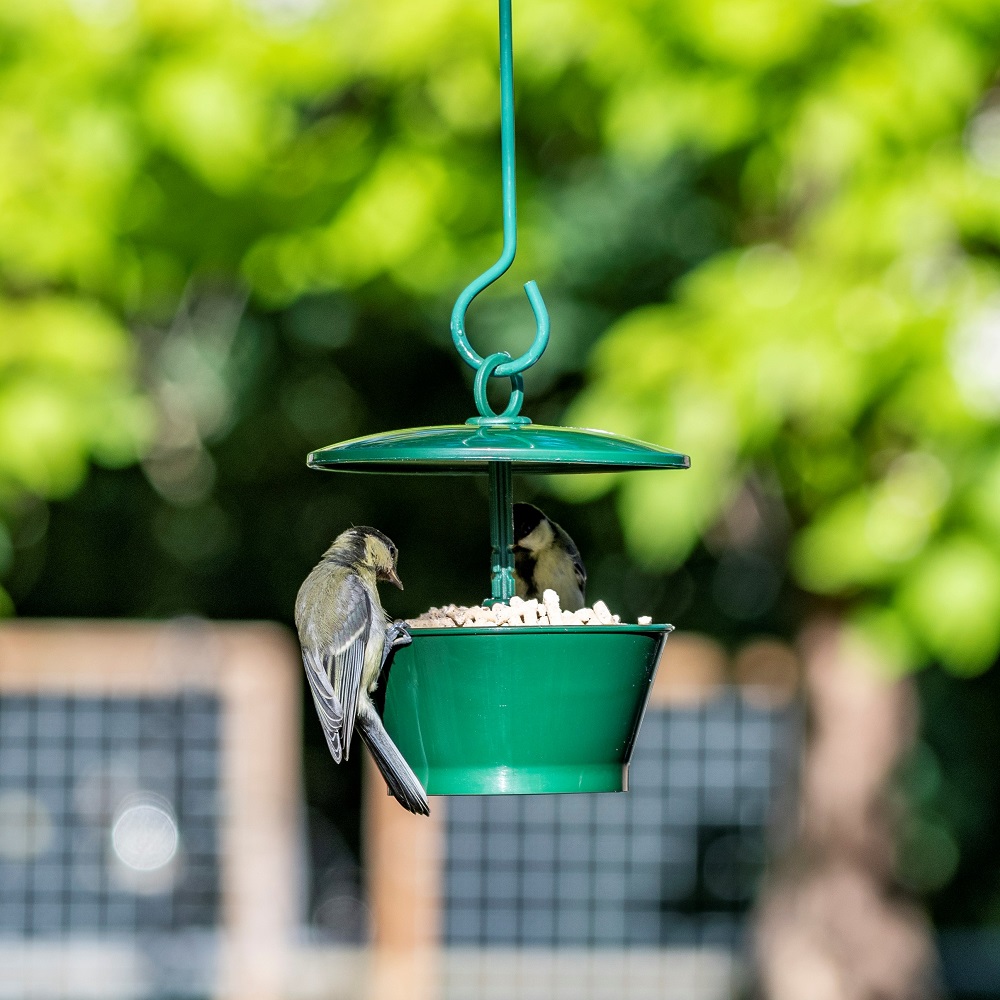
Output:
left=406, top=590, right=653, bottom=628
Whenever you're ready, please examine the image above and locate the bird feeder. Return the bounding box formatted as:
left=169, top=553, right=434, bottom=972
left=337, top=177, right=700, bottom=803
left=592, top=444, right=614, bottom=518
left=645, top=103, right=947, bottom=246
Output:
left=307, top=0, right=689, bottom=795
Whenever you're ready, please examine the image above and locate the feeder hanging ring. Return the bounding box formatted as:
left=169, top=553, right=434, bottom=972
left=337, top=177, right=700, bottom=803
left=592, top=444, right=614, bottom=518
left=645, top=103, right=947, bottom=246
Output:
left=472, top=351, right=528, bottom=423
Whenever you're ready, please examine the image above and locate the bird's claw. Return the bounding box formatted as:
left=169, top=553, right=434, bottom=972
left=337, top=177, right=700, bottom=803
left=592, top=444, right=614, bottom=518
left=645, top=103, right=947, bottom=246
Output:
left=385, top=620, right=413, bottom=650
left=379, top=621, right=412, bottom=674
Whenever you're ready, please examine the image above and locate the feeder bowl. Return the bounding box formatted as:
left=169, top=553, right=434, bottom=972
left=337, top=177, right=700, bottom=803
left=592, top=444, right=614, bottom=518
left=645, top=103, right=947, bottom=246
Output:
left=383, top=623, right=672, bottom=795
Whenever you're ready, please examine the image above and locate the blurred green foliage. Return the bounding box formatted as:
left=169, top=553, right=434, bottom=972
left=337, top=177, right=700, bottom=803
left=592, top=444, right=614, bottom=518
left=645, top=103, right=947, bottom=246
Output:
left=563, top=0, right=1000, bottom=676
left=4, top=0, right=1000, bottom=925
left=5, top=0, right=1000, bottom=672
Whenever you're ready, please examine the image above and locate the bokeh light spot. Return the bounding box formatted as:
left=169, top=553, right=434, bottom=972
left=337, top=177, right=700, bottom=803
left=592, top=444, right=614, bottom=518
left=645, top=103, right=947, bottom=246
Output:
left=111, top=794, right=179, bottom=872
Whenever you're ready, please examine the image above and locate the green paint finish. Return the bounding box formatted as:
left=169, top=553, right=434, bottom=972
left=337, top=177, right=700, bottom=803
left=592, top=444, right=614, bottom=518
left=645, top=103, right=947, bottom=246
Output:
left=450, top=0, right=550, bottom=407
left=383, top=625, right=672, bottom=794
left=487, top=461, right=516, bottom=601
left=308, top=423, right=690, bottom=475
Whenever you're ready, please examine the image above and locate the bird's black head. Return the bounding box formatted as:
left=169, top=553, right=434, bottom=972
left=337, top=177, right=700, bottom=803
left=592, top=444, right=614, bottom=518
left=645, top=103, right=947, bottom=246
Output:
left=513, top=503, right=546, bottom=546
left=326, top=526, right=403, bottom=589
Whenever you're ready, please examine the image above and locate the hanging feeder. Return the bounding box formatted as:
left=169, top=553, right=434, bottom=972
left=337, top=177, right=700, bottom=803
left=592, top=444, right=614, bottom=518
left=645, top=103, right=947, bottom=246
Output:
left=307, top=0, right=689, bottom=795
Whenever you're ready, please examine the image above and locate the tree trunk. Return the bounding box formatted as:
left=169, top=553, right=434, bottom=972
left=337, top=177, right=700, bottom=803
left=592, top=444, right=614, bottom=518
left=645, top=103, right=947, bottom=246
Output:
left=753, top=618, right=938, bottom=1000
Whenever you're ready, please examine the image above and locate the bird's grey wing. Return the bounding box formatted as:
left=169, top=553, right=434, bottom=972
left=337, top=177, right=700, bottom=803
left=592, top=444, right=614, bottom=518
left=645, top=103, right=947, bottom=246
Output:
left=302, top=648, right=346, bottom=763
left=572, top=548, right=587, bottom=596
left=555, top=522, right=587, bottom=596
left=357, top=697, right=429, bottom=815
left=326, top=575, right=372, bottom=760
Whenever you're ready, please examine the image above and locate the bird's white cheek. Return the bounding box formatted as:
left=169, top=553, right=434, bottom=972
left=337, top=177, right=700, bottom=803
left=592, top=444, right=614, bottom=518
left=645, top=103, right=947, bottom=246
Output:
left=519, top=523, right=548, bottom=553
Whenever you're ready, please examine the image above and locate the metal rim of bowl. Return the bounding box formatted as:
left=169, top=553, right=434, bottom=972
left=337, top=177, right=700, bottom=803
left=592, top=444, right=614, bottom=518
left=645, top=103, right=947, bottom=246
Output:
left=404, top=623, right=675, bottom=636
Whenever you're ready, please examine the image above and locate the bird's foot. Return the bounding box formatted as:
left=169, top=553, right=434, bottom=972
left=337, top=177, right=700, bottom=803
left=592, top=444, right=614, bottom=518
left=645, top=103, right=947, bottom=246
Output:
left=385, top=620, right=413, bottom=650
left=380, top=621, right=412, bottom=673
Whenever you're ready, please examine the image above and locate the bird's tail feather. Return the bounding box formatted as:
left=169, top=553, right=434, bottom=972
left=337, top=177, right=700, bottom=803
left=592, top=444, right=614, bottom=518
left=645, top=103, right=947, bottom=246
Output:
left=357, top=699, right=429, bottom=816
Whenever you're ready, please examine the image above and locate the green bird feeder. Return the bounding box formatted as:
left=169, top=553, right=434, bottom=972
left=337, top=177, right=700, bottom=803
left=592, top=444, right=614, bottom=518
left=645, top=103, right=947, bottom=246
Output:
left=307, top=0, right=689, bottom=796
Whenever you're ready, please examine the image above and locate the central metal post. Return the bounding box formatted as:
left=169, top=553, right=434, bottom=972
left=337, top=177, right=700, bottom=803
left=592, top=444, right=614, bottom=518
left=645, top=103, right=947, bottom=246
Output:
left=488, top=461, right=515, bottom=602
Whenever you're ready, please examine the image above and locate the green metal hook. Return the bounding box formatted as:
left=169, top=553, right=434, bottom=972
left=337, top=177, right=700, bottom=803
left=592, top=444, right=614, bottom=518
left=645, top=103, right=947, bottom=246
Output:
left=449, top=0, right=546, bottom=600
left=450, top=0, right=550, bottom=399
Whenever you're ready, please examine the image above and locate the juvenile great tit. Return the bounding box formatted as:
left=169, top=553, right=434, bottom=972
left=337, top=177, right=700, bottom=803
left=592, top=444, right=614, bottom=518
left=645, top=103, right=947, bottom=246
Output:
left=294, top=526, right=429, bottom=815
left=513, top=503, right=587, bottom=612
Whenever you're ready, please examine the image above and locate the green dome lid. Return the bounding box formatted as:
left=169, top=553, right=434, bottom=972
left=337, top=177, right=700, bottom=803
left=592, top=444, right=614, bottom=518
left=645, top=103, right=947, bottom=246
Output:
left=307, top=423, right=690, bottom=475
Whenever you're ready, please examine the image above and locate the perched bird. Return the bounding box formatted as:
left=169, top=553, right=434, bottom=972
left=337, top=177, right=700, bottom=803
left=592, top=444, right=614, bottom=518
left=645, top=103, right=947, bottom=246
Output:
left=512, top=503, right=587, bottom=612
left=295, top=526, right=429, bottom=815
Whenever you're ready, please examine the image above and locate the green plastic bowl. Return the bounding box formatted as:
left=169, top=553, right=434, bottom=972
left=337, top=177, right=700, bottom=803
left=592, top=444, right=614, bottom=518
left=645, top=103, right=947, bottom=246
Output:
left=383, top=624, right=672, bottom=795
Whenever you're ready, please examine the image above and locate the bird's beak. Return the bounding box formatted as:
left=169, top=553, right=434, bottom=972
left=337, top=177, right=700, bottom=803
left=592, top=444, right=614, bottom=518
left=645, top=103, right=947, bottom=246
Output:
left=387, top=566, right=404, bottom=590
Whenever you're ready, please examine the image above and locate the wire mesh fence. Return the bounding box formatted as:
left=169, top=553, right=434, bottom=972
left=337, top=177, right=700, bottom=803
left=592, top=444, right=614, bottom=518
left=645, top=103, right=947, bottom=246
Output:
left=442, top=692, right=799, bottom=951
left=0, top=622, right=800, bottom=1000
left=0, top=620, right=300, bottom=1000
left=0, top=693, right=221, bottom=937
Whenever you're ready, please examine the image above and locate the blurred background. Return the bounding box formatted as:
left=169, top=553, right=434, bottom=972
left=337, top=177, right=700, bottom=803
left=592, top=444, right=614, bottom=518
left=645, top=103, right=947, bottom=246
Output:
left=2, top=0, right=1000, bottom=996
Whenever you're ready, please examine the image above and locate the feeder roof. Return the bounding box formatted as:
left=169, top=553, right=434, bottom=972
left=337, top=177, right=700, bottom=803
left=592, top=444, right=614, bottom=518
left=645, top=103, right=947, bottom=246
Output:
left=307, top=423, right=690, bottom=475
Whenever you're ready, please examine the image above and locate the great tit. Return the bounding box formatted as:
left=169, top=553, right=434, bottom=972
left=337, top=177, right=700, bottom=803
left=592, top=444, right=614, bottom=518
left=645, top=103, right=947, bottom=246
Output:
left=294, top=526, right=429, bottom=815
left=513, top=503, right=587, bottom=612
